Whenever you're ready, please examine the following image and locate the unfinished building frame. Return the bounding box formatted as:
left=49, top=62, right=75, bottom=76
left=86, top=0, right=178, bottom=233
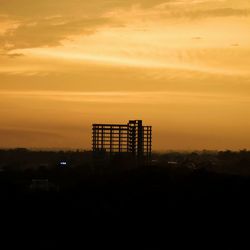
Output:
left=92, top=120, right=152, bottom=160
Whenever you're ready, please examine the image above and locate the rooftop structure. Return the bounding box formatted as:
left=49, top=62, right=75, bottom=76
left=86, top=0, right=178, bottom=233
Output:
left=92, top=120, right=152, bottom=161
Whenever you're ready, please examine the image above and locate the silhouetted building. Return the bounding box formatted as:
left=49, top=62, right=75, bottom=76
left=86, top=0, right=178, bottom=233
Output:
left=92, top=120, right=152, bottom=161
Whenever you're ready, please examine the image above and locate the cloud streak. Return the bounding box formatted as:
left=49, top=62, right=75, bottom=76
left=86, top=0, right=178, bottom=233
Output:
left=1, top=90, right=249, bottom=104
left=0, top=17, right=113, bottom=52
left=1, top=1, right=250, bottom=53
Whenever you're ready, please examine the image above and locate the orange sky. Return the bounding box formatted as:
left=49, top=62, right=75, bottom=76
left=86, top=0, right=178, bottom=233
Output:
left=0, top=0, right=250, bottom=150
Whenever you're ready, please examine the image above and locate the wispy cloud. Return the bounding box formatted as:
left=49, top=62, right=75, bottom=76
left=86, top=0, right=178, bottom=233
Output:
left=0, top=127, right=62, bottom=137
left=184, top=8, right=250, bottom=19
left=1, top=90, right=248, bottom=105
left=1, top=0, right=250, bottom=53
left=0, top=17, right=113, bottom=52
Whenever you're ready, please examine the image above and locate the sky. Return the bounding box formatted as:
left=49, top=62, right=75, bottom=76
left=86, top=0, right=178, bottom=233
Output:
left=0, top=0, right=250, bottom=151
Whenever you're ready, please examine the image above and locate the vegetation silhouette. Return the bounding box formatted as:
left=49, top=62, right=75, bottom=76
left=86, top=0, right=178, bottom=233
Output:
left=0, top=148, right=250, bottom=248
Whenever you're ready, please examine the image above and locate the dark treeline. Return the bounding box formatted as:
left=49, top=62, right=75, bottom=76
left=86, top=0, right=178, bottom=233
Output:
left=0, top=148, right=250, bottom=248
left=1, top=148, right=250, bottom=175
left=0, top=148, right=92, bottom=170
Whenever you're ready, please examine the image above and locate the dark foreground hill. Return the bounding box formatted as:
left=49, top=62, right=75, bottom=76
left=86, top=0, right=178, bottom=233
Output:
left=1, top=161, right=250, bottom=249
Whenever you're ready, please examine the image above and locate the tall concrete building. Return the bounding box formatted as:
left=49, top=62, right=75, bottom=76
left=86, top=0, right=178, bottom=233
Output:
left=92, top=120, right=152, bottom=161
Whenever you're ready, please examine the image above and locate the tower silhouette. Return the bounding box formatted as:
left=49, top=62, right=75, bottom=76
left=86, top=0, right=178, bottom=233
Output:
left=92, top=120, right=152, bottom=161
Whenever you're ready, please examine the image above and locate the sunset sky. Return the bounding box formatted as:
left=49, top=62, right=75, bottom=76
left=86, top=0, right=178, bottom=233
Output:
left=0, top=0, right=250, bottom=150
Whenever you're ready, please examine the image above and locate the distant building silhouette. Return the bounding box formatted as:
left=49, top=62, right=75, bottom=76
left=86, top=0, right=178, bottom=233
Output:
left=92, top=120, right=152, bottom=161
